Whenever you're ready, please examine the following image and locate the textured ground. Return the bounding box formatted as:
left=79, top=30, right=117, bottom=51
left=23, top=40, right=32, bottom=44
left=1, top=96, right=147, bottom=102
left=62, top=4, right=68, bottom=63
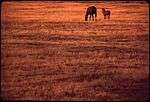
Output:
left=1, top=1, right=149, bottom=101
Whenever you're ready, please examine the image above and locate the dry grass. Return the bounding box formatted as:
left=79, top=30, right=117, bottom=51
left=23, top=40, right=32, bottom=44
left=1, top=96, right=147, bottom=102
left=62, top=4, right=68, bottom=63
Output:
left=1, top=1, right=149, bottom=101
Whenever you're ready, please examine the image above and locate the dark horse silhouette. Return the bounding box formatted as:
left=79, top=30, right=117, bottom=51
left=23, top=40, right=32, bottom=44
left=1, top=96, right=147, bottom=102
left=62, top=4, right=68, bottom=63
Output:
left=85, top=6, right=97, bottom=21
left=102, top=8, right=111, bottom=19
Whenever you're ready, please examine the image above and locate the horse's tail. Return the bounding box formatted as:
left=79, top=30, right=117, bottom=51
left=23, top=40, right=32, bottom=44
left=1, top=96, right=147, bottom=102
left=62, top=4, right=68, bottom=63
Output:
left=85, top=12, right=88, bottom=21
left=95, top=8, right=97, bottom=17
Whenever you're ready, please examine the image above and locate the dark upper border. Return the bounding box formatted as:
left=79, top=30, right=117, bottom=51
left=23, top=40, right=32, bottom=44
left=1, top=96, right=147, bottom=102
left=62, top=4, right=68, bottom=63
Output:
left=1, top=0, right=149, bottom=1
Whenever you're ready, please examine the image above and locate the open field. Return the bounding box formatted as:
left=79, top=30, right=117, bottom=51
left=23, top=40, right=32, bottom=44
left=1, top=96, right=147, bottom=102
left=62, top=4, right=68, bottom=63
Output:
left=1, top=1, right=149, bottom=101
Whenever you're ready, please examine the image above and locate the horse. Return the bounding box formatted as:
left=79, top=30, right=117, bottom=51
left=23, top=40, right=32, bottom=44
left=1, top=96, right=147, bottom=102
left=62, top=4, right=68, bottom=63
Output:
left=102, top=8, right=111, bottom=19
left=85, top=6, right=97, bottom=21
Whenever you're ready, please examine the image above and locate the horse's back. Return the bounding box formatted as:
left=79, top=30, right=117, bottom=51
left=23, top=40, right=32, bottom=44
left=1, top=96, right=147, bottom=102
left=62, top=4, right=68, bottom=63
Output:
left=89, top=6, right=97, bottom=11
left=87, top=6, right=97, bottom=14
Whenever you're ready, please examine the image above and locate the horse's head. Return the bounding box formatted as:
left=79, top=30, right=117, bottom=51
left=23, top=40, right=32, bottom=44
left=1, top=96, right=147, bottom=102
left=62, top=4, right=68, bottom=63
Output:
left=102, top=8, right=105, bottom=12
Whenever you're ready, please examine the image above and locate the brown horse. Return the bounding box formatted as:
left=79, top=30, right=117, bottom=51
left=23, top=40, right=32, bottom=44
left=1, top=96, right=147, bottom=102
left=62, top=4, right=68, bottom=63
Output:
left=102, top=8, right=111, bottom=19
left=85, top=6, right=97, bottom=21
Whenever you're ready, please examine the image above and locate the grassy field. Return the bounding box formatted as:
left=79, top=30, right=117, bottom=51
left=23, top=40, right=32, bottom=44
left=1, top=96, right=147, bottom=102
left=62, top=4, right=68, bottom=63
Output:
left=1, top=1, right=149, bottom=101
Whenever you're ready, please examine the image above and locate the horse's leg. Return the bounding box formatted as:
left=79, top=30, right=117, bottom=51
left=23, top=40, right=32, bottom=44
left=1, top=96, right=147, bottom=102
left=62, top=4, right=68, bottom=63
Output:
left=92, top=15, right=94, bottom=21
left=108, top=15, right=110, bottom=19
left=89, top=15, right=91, bottom=21
left=104, top=15, right=106, bottom=19
left=95, top=14, right=97, bottom=21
